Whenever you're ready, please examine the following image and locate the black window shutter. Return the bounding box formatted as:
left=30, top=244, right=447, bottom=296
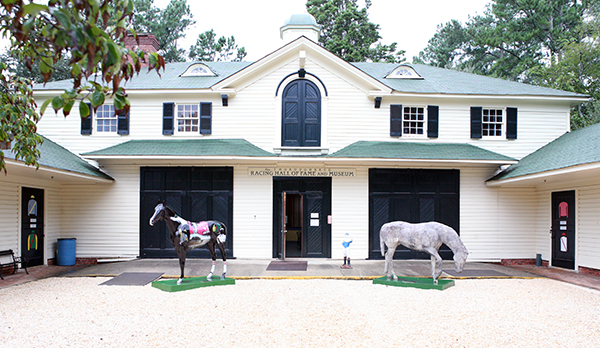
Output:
left=200, top=102, right=212, bottom=135
left=117, top=109, right=130, bottom=135
left=81, top=102, right=92, bottom=135
left=506, top=107, right=517, bottom=139
left=427, top=105, right=439, bottom=138
left=390, top=104, right=403, bottom=137
left=470, top=106, right=482, bottom=139
left=162, top=102, right=174, bottom=135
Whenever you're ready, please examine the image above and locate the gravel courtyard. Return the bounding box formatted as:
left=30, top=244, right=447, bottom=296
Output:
left=1, top=277, right=599, bottom=347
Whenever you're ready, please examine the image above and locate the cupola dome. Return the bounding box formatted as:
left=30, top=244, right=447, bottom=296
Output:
left=280, top=13, right=320, bottom=43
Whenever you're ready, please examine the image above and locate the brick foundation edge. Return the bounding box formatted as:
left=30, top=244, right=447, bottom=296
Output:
left=500, top=258, right=549, bottom=266
left=47, top=257, right=98, bottom=266
left=579, top=266, right=600, bottom=277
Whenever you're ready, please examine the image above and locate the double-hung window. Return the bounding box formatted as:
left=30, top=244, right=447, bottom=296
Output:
left=81, top=103, right=129, bottom=135
left=96, top=105, right=117, bottom=133
left=162, top=102, right=212, bottom=135
left=482, top=108, right=503, bottom=137
left=402, top=106, right=426, bottom=135
left=390, top=104, right=439, bottom=138
left=471, top=106, right=518, bottom=139
left=177, top=104, right=199, bottom=133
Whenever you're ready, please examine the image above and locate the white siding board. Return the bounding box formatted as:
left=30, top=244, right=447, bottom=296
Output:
left=578, top=185, right=600, bottom=270
left=331, top=167, right=369, bottom=259
left=58, top=165, right=139, bottom=258
left=233, top=166, right=273, bottom=258
left=459, top=167, right=538, bottom=261
left=0, top=182, right=19, bottom=251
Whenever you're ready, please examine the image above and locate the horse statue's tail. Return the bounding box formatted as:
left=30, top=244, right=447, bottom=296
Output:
left=380, top=226, right=386, bottom=257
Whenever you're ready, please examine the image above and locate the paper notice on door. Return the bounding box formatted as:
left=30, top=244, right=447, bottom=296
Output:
left=310, top=219, right=319, bottom=227
left=311, top=213, right=319, bottom=218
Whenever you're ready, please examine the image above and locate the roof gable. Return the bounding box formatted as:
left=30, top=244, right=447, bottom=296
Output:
left=211, top=36, right=392, bottom=96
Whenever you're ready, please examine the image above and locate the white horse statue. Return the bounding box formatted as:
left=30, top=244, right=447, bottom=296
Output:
left=380, top=221, right=469, bottom=284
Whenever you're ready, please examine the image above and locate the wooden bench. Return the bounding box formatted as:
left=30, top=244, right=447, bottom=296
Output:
left=0, top=249, right=28, bottom=280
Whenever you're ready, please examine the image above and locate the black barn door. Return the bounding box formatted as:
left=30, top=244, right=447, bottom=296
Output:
left=140, top=167, right=233, bottom=258
left=369, top=169, right=459, bottom=259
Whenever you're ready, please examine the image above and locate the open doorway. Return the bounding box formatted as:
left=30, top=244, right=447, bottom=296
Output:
left=273, top=177, right=331, bottom=259
left=285, top=194, right=303, bottom=258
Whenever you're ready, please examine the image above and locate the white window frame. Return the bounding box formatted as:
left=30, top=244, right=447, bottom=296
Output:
left=95, top=104, right=117, bottom=133
left=386, top=65, right=422, bottom=79
left=482, top=108, right=504, bottom=137
left=180, top=63, right=216, bottom=77
left=402, top=105, right=427, bottom=137
left=176, top=104, right=199, bottom=134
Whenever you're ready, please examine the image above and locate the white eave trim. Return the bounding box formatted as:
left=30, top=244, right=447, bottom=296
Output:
left=6, top=158, right=114, bottom=183
left=486, top=161, right=600, bottom=187
left=84, top=155, right=517, bottom=166
left=388, top=91, right=589, bottom=103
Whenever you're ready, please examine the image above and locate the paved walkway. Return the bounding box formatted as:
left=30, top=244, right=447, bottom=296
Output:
left=2, top=258, right=600, bottom=291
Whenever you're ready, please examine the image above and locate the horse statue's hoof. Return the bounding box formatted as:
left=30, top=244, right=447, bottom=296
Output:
left=220, top=274, right=226, bottom=280
left=177, top=278, right=183, bottom=285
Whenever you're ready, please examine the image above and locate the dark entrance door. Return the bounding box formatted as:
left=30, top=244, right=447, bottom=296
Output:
left=21, top=187, right=44, bottom=267
left=551, top=190, right=575, bottom=269
left=140, top=167, right=233, bottom=258
left=369, top=169, right=460, bottom=259
left=273, top=177, right=331, bottom=258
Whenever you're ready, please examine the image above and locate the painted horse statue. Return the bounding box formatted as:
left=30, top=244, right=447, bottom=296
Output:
left=380, top=221, right=468, bottom=284
left=149, top=202, right=228, bottom=285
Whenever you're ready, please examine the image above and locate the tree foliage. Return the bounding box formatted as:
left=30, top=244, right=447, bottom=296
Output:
left=0, top=0, right=164, bottom=173
left=306, top=0, right=405, bottom=63
left=131, top=0, right=194, bottom=62
left=188, top=29, right=247, bottom=62
left=416, top=0, right=600, bottom=129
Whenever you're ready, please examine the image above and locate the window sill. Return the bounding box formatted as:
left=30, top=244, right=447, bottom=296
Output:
left=274, top=147, right=329, bottom=156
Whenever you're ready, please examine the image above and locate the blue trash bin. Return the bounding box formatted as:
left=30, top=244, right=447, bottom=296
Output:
left=57, top=238, right=76, bottom=266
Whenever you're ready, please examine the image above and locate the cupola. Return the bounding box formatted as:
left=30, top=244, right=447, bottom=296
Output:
left=280, top=13, right=320, bottom=43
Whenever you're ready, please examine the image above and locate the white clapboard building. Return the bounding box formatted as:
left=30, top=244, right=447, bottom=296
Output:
left=2, top=13, right=599, bottom=276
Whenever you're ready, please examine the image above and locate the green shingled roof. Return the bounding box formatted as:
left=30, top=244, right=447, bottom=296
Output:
left=33, top=56, right=586, bottom=98
left=351, top=63, right=586, bottom=98
left=4, top=135, right=113, bottom=180
left=327, top=141, right=516, bottom=162
left=83, top=139, right=275, bottom=157
left=489, top=122, right=600, bottom=181
left=34, top=61, right=252, bottom=91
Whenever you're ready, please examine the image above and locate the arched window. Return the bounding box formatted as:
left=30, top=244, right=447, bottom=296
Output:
left=282, top=79, right=321, bottom=147
left=180, top=63, right=216, bottom=77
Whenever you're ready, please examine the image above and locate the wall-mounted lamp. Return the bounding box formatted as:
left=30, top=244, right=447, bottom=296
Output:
left=298, top=68, right=306, bottom=78
left=221, top=94, right=228, bottom=107
left=374, top=97, right=382, bottom=109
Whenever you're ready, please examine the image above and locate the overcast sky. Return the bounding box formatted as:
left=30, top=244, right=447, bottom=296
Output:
left=0, top=0, right=491, bottom=62
left=153, top=0, right=491, bottom=62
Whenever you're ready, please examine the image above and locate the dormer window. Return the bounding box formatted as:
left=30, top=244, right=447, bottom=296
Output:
left=386, top=66, right=422, bottom=79
left=180, top=63, right=216, bottom=77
